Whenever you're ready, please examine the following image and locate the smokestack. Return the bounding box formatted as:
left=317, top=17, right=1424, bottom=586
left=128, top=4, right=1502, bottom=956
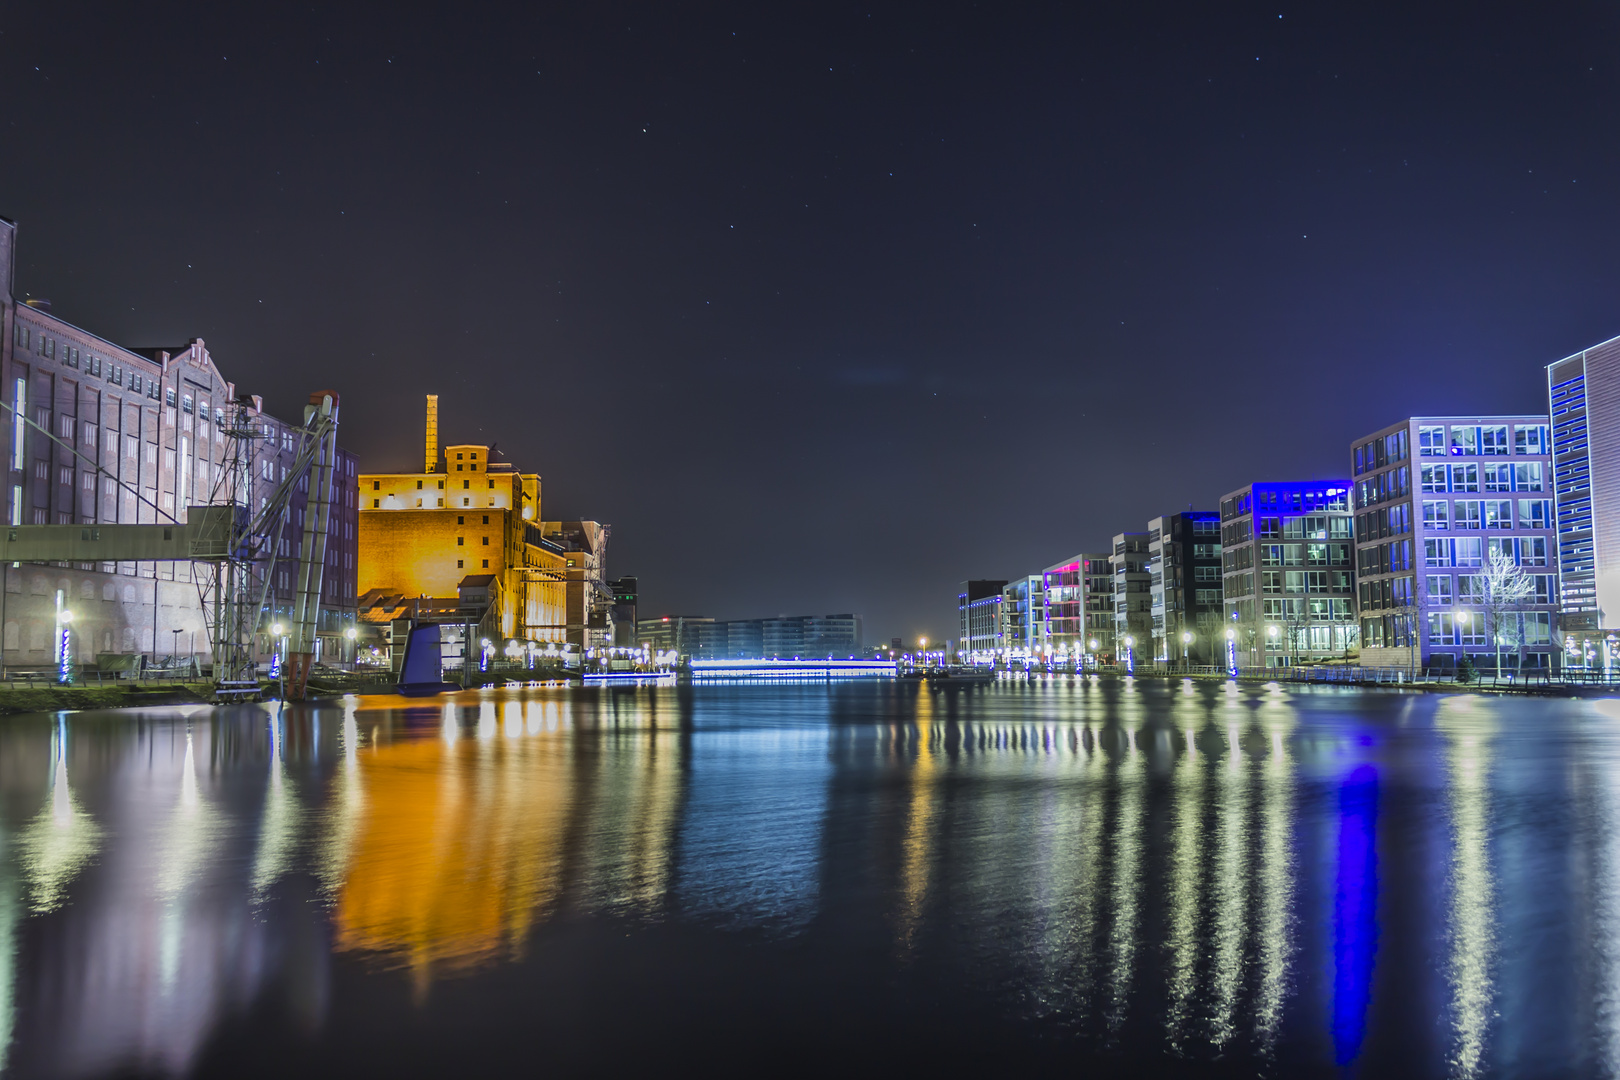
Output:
left=424, top=394, right=438, bottom=473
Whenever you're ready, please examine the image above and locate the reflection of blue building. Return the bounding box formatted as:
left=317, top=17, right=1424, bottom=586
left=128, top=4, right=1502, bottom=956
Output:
left=1219, top=481, right=1358, bottom=667
left=1334, top=765, right=1380, bottom=1066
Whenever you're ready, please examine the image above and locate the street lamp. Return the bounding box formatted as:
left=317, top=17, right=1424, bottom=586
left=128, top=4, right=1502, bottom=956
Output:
left=1181, top=630, right=1193, bottom=671
left=1123, top=634, right=1135, bottom=675
left=55, top=606, right=74, bottom=685
left=1225, top=627, right=1237, bottom=677
left=345, top=626, right=358, bottom=670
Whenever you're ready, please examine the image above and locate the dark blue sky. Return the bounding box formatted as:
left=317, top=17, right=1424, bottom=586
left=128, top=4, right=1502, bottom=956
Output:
left=1, top=2, right=1616, bottom=642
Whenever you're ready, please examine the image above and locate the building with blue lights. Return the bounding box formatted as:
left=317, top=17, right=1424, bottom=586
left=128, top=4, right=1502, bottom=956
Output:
left=1352, top=415, right=1556, bottom=675
left=998, top=575, right=1046, bottom=658
left=957, top=579, right=1006, bottom=659
left=1147, top=511, right=1222, bottom=663
left=1549, top=336, right=1620, bottom=667
left=1219, top=481, right=1357, bottom=667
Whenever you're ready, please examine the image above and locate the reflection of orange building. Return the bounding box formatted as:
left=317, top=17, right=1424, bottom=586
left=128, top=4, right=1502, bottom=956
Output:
left=331, top=724, right=573, bottom=984
left=358, top=397, right=567, bottom=642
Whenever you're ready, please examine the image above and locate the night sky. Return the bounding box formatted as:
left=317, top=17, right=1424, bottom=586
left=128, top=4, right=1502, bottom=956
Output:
left=1, top=3, right=1616, bottom=642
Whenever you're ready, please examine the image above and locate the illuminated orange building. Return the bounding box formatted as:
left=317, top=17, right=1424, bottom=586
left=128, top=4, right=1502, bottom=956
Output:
left=357, top=398, right=568, bottom=643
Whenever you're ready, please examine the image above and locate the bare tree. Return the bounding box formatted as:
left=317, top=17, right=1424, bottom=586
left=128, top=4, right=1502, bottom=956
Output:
left=1481, top=546, right=1535, bottom=677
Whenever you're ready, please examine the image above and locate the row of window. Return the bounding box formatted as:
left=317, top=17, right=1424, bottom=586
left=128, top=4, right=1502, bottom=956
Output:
left=1427, top=572, right=1556, bottom=606
left=1420, top=462, right=1543, bottom=493
left=1421, top=499, right=1554, bottom=530
left=1261, top=570, right=1353, bottom=593
left=1354, top=429, right=1410, bottom=475
left=14, top=325, right=167, bottom=399
left=1429, top=611, right=1553, bottom=646
left=1416, top=424, right=1548, bottom=458
left=1258, top=542, right=1353, bottom=567
left=1260, top=598, right=1356, bottom=620
left=1221, top=487, right=1351, bottom=521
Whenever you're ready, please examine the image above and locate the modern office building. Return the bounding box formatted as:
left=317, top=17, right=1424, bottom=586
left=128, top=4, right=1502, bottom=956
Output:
left=1549, top=335, right=1620, bottom=666
left=637, top=613, right=862, bottom=658
left=1111, top=532, right=1153, bottom=660
left=636, top=615, right=713, bottom=656
left=958, top=579, right=1007, bottom=659
left=358, top=399, right=569, bottom=644
left=0, top=216, right=359, bottom=670
left=999, top=574, right=1046, bottom=658
left=1041, top=553, right=1113, bottom=660
left=1353, top=416, right=1556, bottom=674
left=1146, top=512, right=1224, bottom=663
left=1219, top=481, right=1357, bottom=667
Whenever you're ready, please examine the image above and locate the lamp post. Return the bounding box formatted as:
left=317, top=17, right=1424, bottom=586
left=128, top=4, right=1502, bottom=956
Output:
left=1266, top=624, right=1279, bottom=670
left=54, top=602, right=74, bottom=685
left=345, top=626, right=358, bottom=670
left=1181, top=630, right=1193, bottom=671
left=1225, top=627, right=1237, bottom=678
left=1123, top=635, right=1135, bottom=675
left=1088, top=638, right=1099, bottom=673
left=270, top=621, right=286, bottom=697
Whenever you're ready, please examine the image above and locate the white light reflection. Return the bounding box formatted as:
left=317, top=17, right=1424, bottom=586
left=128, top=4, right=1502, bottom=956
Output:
left=1207, top=721, right=1251, bottom=1046
left=1253, top=703, right=1296, bottom=1050
left=16, top=718, right=101, bottom=914
left=1163, top=716, right=1203, bottom=1049
left=1107, top=723, right=1145, bottom=1033
left=250, top=712, right=304, bottom=903
left=1439, top=698, right=1497, bottom=1077
left=317, top=699, right=367, bottom=898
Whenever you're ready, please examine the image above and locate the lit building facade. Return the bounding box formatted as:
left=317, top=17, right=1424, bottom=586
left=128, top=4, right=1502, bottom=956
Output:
left=0, top=217, right=358, bottom=670
left=359, top=417, right=567, bottom=644
left=1549, top=335, right=1620, bottom=666
left=999, top=575, right=1046, bottom=658
left=1041, top=554, right=1113, bottom=660
left=1146, top=512, right=1222, bottom=663
left=957, top=579, right=1006, bottom=659
left=1111, top=532, right=1152, bottom=656
left=540, top=520, right=609, bottom=648
left=1353, top=416, right=1556, bottom=674
left=1219, top=481, right=1356, bottom=667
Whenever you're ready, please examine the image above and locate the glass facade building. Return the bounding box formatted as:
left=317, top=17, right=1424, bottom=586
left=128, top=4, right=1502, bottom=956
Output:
left=957, top=579, right=1007, bottom=660
left=1352, top=415, right=1556, bottom=674
left=1041, top=553, right=1113, bottom=662
left=1146, top=512, right=1222, bottom=663
left=1219, top=481, right=1356, bottom=667
left=1548, top=335, right=1620, bottom=667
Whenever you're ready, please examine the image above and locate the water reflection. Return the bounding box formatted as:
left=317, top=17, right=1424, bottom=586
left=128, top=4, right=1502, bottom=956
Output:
left=4, top=684, right=1620, bottom=1075
left=1438, top=699, right=1497, bottom=1077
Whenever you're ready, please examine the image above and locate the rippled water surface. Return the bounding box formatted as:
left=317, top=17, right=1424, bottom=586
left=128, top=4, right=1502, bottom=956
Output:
left=2, top=679, right=1620, bottom=1077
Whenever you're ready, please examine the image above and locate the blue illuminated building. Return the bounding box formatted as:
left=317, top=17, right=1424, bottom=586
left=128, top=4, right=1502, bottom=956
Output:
left=1219, top=481, right=1357, bottom=667
left=1548, top=335, right=1620, bottom=665
left=1352, top=415, right=1556, bottom=675
left=957, top=579, right=1006, bottom=659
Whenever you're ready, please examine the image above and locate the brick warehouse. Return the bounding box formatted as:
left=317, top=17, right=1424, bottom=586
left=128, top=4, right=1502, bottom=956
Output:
left=0, top=216, right=358, bottom=671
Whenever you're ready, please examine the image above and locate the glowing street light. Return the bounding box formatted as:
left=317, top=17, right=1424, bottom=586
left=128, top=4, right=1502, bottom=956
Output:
left=1123, top=634, right=1135, bottom=675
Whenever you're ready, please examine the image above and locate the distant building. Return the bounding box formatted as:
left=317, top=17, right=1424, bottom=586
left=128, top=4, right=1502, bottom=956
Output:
left=1147, top=512, right=1223, bottom=663
left=1353, top=416, right=1556, bottom=674
left=1111, top=532, right=1153, bottom=656
left=1219, top=481, right=1357, bottom=667
left=358, top=402, right=568, bottom=645
left=636, top=613, right=862, bottom=659
left=1041, top=554, right=1113, bottom=660
left=636, top=615, right=713, bottom=656
left=999, top=575, right=1046, bottom=657
left=608, top=577, right=638, bottom=646
left=957, top=579, right=1006, bottom=659
left=1549, top=336, right=1620, bottom=665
